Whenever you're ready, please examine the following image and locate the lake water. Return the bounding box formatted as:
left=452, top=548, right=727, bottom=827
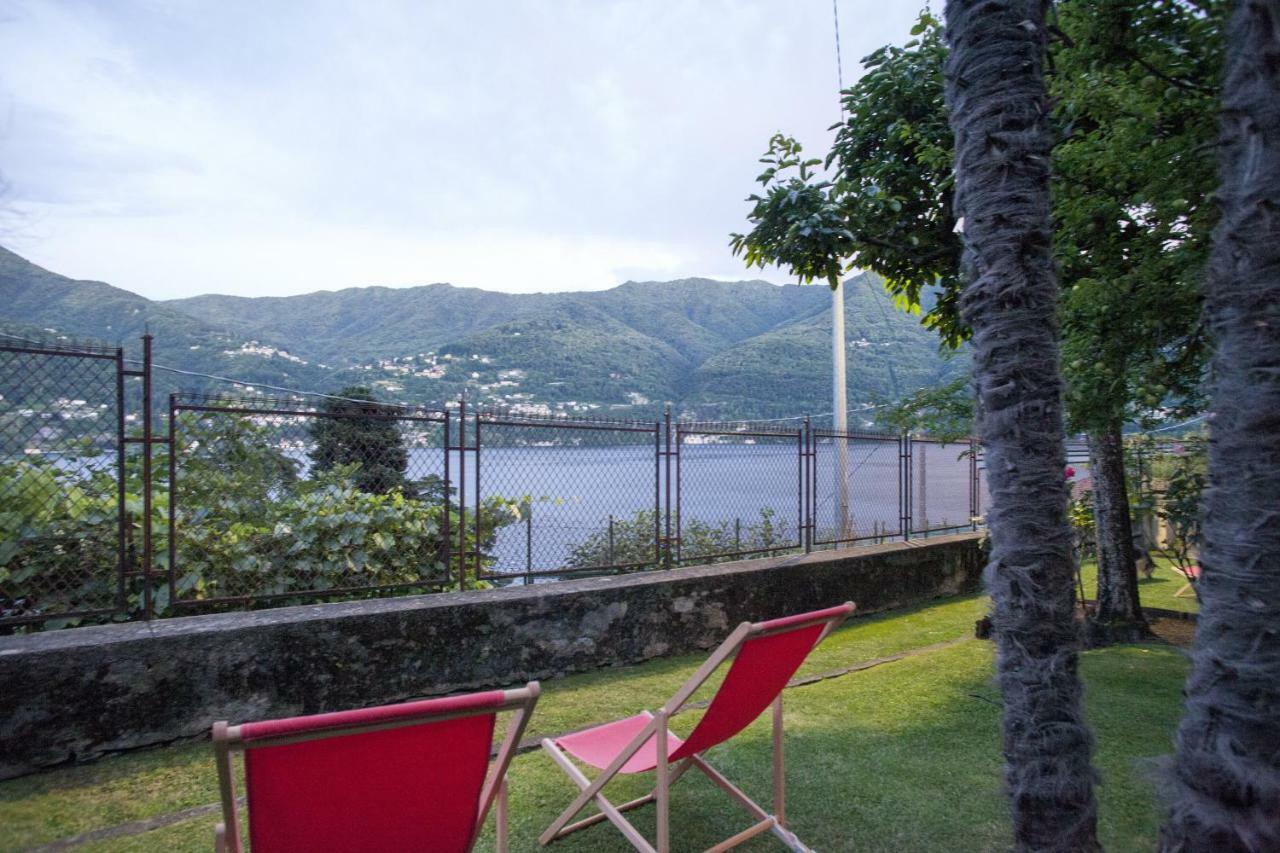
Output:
left=37, top=429, right=1089, bottom=582
left=407, top=440, right=995, bottom=576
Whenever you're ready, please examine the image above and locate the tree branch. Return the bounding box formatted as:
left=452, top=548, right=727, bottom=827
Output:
left=1126, top=49, right=1216, bottom=96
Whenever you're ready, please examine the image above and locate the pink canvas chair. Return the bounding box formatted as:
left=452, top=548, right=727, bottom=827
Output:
left=540, top=602, right=855, bottom=852
left=1174, top=563, right=1201, bottom=598
left=211, top=682, right=540, bottom=853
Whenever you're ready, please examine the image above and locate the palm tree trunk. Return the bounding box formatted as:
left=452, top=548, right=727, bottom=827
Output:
left=1161, top=1, right=1280, bottom=849
left=1088, top=420, right=1147, bottom=644
left=944, top=1, right=1100, bottom=849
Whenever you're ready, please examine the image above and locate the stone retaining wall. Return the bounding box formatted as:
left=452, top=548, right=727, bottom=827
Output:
left=0, top=533, right=983, bottom=779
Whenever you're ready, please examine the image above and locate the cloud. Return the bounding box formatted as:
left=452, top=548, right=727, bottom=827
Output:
left=0, top=0, right=921, bottom=298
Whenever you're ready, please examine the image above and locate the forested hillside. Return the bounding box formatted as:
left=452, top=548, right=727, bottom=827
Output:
left=0, top=246, right=963, bottom=419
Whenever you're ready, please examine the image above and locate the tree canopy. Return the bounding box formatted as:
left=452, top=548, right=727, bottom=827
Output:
left=748, top=2, right=1223, bottom=434
left=737, top=1, right=1224, bottom=636
left=309, top=387, right=414, bottom=496
left=826, top=11, right=964, bottom=346
left=729, top=134, right=857, bottom=290
left=1053, top=0, right=1222, bottom=434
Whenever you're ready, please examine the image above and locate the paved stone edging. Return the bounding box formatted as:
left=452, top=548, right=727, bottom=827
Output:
left=24, top=801, right=236, bottom=852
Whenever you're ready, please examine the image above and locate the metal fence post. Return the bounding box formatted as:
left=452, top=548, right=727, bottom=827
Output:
left=654, top=418, right=662, bottom=569
left=673, top=411, right=682, bottom=565
left=115, top=346, right=128, bottom=613
left=1135, top=444, right=1146, bottom=508
left=442, top=412, right=451, bottom=583
left=663, top=404, right=673, bottom=569
left=457, top=394, right=466, bottom=591
left=140, top=334, right=154, bottom=618
left=804, top=415, right=813, bottom=553
left=796, top=423, right=803, bottom=552
left=917, top=435, right=928, bottom=536
left=167, top=393, right=178, bottom=608
left=473, top=406, right=482, bottom=585
left=898, top=434, right=905, bottom=540
left=901, top=434, right=913, bottom=541
left=969, top=436, right=979, bottom=531
left=526, top=500, right=533, bottom=583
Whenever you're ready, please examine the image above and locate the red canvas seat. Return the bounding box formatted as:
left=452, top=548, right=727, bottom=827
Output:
left=541, top=602, right=855, bottom=853
left=1174, top=563, right=1201, bottom=597
left=556, top=712, right=687, bottom=774
left=211, top=683, right=539, bottom=853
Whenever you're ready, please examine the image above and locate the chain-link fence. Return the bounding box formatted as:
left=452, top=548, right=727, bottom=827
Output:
left=2, top=333, right=994, bottom=628
left=672, top=422, right=806, bottom=564
left=812, top=430, right=905, bottom=546
left=907, top=437, right=979, bottom=537
left=166, top=393, right=453, bottom=611
left=475, top=410, right=661, bottom=581
left=0, top=333, right=127, bottom=628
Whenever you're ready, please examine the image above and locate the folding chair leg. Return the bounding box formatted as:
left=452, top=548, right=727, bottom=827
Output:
left=655, top=712, right=670, bottom=853
left=540, top=740, right=657, bottom=852
left=212, top=724, right=242, bottom=853
left=772, top=694, right=785, bottom=828
left=559, top=792, right=656, bottom=835
left=693, top=756, right=771, bottom=823
left=495, top=778, right=508, bottom=853
left=706, top=818, right=777, bottom=853
left=693, top=755, right=813, bottom=853
left=540, top=716, right=660, bottom=843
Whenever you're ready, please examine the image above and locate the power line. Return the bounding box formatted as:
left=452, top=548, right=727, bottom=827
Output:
left=130, top=360, right=441, bottom=410
left=134, top=358, right=895, bottom=423
left=109, top=353, right=1216, bottom=435
left=832, top=0, right=845, bottom=118
left=737, top=402, right=891, bottom=424
left=1144, top=413, right=1207, bottom=434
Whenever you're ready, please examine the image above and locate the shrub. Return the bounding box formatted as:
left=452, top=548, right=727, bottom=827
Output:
left=0, top=453, right=119, bottom=623
left=1, top=411, right=518, bottom=627
left=564, top=507, right=795, bottom=571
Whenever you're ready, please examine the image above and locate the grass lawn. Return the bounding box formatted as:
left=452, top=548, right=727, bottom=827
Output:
left=1077, top=557, right=1200, bottom=615
left=0, top=593, right=1192, bottom=852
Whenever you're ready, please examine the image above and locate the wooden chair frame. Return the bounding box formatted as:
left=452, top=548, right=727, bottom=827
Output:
left=540, top=605, right=854, bottom=853
left=1172, top=564, right=1200, bottom=598
left=211, top=682, right=540, bottom=853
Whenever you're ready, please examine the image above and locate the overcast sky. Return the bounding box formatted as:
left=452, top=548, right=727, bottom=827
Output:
left=0, top=1, right=921, bottom=299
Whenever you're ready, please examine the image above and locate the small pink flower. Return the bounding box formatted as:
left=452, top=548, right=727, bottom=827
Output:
left=1064, top=466, right=1076, bottom=479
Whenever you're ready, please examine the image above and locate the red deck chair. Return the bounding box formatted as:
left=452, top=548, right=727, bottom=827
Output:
left=1173, top=563, right=1201, bottom=598
left=540, top=603, right=855, bottom=853
left=210, top=682, right=539, bottom=853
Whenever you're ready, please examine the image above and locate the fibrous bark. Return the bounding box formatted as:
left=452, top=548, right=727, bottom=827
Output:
left=1161, top=1, right=1280, bottom=850
left=944, top=2, right=1100, bottom=850
left=1088, top=420, right=1148, bottom=644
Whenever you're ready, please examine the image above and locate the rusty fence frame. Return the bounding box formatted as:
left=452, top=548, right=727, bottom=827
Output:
left=670, top=418, right=809, bottom=566
left=3, top=331, right=998, bottom=624
left=904, top=435, right=982, bottom=538
left=0, top=334, right=135, bottom=627
left=809, top=428, right=907, bottom=548
left=472, top=407, right=663, bottom=583
left=166, top=391, right=454, bottom=611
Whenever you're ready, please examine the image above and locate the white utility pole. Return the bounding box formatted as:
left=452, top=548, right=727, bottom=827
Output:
left=832, top=282, right=851, bottom=540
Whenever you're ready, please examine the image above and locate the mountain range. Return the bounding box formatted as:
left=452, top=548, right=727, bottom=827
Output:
left=0, top=245, right=965, bottom=422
